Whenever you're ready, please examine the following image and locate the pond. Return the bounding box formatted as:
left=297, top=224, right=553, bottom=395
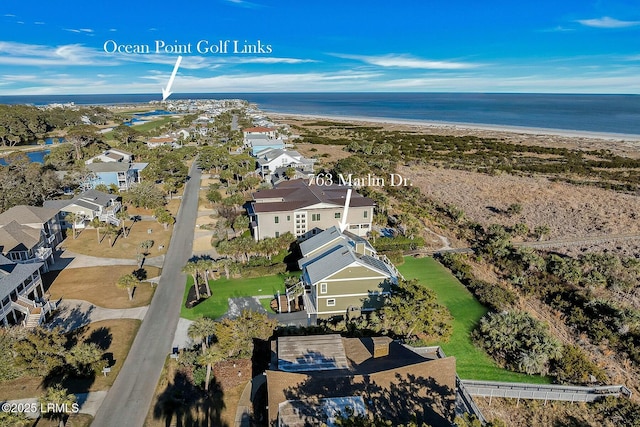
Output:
left=0, top=149, right=51, bottom=165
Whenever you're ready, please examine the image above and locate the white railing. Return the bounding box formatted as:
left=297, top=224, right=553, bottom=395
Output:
left=302, top=292, right=317, bottom=315
left=375, top=254, right=404, bottom=280
left=17, top=295, right=36, bottom=307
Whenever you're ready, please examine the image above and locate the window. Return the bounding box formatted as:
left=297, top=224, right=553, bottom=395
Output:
left=312, top=213, right=320, bottom=221
left=274, top=216, right=279, bottom=224
left=275, top=231, right=280, bottom=238
left=287, top=215, right=291, bottom=221
left=334, top=212, right=341, bottom=219
left=364, top=210, right=368, bottom=218
left=326, top=299, right=336, bottom=307
left=320, top=283, right=327, bottom=294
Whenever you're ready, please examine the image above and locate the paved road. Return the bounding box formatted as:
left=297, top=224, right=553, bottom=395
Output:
left=92, top=161, right=201, bottom=427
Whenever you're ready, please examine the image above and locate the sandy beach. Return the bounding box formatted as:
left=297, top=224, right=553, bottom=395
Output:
left=272, top=113, right=640, bottom=158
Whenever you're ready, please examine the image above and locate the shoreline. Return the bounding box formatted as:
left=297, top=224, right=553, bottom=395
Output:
left=269, top=112, right=640, bottom=143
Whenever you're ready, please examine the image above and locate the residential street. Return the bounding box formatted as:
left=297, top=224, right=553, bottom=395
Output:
left=92, top=160, right=202, bottom=427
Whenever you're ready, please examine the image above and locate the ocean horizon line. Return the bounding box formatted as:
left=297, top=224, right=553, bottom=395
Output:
left=1, top=92, right=639, bottom=137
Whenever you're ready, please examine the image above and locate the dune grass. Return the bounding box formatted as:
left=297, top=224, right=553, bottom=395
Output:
left=398, top=256, right=550, bottom=383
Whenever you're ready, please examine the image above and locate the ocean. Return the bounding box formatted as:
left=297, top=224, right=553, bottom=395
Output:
left=1, top=93, right=639, bottom=136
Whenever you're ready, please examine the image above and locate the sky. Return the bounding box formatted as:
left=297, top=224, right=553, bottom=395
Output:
left=1, top=0, right=639, bottom=95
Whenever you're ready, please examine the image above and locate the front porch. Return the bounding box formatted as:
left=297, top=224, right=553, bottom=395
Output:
left=1, top=273, right=56, bottom=328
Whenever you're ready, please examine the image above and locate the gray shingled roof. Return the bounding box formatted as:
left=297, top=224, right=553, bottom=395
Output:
left=0, top=254, right=43, bottom=300
left=0, top=221, right=41, bottom=252
left=86, top=162, right=130, bottom=173
left=44, top=189, right=116, bottom=212
left=0, top=205, right=58, bottom=226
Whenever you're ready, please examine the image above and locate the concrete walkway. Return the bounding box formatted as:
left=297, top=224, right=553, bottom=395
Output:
left=48, top=299, right=148, bottom=332
left=50, top=250, right=165, bottom=270
left=171, top=317, right=194, bottom=351
left=235, top=374, right=266, bottom=427
left=0, top=390, right=108, bottom=418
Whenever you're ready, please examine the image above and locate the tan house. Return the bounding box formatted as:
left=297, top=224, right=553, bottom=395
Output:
left=266, top=334, right=457, bottom=427
left=296, top=226, right=401, bottom=320
left=247, top=179, right=375, bottom=241
left=0, top=205, right=62, bottom=272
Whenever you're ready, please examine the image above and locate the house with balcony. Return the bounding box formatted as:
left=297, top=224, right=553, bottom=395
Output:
left=254, top=148, right=315, bottom=179
left=247, top=179, right=375, bottom=241
left=0, top=254, right=55, bottom=328
left=85, top=162, right=148, bottom=191
left=291, top=226, right=401, bottom=320
left=45, top=189, right=122, bottom=229
left=0, top=205, right=62, bottom=272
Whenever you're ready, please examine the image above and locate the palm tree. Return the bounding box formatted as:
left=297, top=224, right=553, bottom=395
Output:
left=103, top=224, right=118, bottom=247
left=90, top=217, right=102, bottom=243
left=188, top=316, right=217, bottom=353
left=198, top=345, right=223, bottom=392
left=64, top=212, right=80, bottom=239
left=197, top=258, right=216, bottom=297
left=139, top=239, right=154, bottom=255
left=218, top=258, right=232, bottom=280
left=116, top=274, right=138, bottom=300
left=182, top=261, right=201, bottom=301
left=116, top=209, right=129, bottom=238
left=39, top=385, right=77, bottom=427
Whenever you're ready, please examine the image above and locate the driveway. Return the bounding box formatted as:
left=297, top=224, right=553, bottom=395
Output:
left=91, top=160, right=202, bottom=427
left=48, top=299, right=148, bottom=332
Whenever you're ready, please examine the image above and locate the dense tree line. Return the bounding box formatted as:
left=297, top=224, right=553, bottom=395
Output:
left=0, top=153, right=60, bottom=211
left=0, top=104, right=115, bottom=146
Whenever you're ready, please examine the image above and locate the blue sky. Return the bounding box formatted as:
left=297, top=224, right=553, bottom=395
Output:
left=1, top=0, right=639, bottom=94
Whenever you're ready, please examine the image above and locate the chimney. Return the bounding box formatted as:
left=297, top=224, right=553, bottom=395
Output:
left=372, top=337, right=392, bottom=358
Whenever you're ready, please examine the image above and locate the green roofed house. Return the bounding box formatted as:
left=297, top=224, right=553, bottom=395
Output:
left=296, top=226, right=401, bottom=320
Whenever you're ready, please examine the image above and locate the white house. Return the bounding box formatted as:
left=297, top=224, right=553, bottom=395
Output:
left=255, top=148, right=315, bottom=178
left=85, top=148, right=133, bottom=164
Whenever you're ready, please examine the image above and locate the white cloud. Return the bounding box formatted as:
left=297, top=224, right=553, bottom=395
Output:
left=64, top=28, right=94, bottom=33
left=0, top=41, right=115, bottom=66
left=577, top=16, right=640, bottom=28
left=210, top=56, right=317, bottom=65
left=224, top=0, right=263, bottom=9
left=334, top=53, right=480, bottom=69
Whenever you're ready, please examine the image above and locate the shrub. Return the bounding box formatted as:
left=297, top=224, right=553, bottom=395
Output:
left=553, top=345, right=607, bottom=385
left=472, top=311, right=561, bottom=375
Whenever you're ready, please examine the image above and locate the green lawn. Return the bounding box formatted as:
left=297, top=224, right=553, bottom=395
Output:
left=399, top=256, right=550, bottom=384
left=180, top=274, right=288, bottom=320
left=132, top=117, right=176, bottom=132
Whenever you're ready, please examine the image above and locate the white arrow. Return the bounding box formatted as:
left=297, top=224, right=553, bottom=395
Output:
left=162, top=55, right=182, bottom=101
